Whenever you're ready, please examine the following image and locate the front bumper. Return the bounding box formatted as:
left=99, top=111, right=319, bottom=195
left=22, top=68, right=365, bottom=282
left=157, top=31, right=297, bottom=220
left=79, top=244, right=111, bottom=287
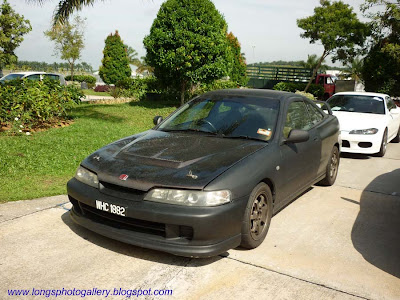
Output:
left=67, top=178, right=247, bottom=257
left=340, top=131, right=382, bottom=154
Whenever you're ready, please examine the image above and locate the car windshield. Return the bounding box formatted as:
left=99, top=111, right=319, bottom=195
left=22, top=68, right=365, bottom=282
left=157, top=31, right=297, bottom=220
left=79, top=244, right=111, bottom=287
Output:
left=328, top=95, right=385, bottom=114
left=158, top=96, right=280, bottom=141
left=0, top=74, right=24, bottom=82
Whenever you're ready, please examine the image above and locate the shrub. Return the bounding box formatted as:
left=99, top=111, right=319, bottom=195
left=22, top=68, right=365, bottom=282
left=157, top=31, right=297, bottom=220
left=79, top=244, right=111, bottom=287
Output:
left=117, top=77, right=159, bottom=100
left=94, top=85, right=111, bottom=92
left=273, top=82, right=324, bottom=98
left=295, top=90, right=316, bottom=100
left=65, top=75, right=96, bottom=88
left=191, top=80, right=238, bottom=98
left=0, top=79, right=82, bottom=133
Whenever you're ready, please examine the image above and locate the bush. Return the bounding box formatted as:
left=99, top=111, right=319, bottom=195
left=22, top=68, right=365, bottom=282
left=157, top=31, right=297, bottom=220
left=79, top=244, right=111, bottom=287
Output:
left=273, top=82, right=324, bottom=98
left=190, top=80, right=239, bottom=98
left=0, top=79, right=82, bottom=133
left=65, top=75, right=96, bottom=85
left=117, top=77, right=159, bottom=100
left=94, top=85, right=111, bottom=92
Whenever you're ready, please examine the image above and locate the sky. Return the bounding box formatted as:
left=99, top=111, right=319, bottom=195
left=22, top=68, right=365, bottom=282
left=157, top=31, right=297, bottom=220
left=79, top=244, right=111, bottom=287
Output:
left=12, top=0, right=367, bottom=70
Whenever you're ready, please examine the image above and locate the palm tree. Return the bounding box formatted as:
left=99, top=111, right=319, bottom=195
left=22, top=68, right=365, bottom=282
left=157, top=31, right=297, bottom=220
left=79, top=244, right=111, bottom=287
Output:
left=341, top=57, right=363, bottom=81
left=300, top=54, right=328, bottom=72
left=124, top=45, right=141, bottom=66
left=29, top=0, right=97, bottom=25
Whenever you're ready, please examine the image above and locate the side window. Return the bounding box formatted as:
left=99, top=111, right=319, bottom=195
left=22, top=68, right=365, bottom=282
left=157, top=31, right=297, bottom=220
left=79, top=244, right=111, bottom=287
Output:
left=327, top=77, right=334, bottom=84
left=26, top=74, right=40, bottom=81
left=305, top=102, right=324, bottom=125
left=283, top=101, right=312, bottom=138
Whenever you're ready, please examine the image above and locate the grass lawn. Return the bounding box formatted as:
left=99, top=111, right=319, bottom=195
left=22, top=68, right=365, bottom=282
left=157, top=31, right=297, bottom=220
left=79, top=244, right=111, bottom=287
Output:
left=0, top=100, right=177, bottom=202
left=82, top=89, right=111, bottom=96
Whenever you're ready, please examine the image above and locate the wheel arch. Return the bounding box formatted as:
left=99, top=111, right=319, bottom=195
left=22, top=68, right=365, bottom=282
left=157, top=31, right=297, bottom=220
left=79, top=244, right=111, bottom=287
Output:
left=259, top=178, right=276, bottom=203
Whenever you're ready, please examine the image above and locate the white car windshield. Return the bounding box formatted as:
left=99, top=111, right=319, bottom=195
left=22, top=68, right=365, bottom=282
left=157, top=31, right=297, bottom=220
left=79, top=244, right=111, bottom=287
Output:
left=328, top=95, right=385, bottom=115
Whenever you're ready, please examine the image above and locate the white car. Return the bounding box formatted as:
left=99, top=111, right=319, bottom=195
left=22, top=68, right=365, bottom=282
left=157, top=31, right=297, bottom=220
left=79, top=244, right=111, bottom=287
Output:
left=327, top=92, right=400, bottom=156
left=0, top=72, right=66, bottom=85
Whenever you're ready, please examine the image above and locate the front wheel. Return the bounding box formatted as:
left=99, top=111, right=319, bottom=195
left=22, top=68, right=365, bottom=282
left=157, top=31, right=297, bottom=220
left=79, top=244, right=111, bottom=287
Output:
left=392, top=126, right=400, bottom=143
left=318, top=146, right=340, bottom=186
left=240, top=183, right=273, bottom=249
left=376, top=130, right=388, bottom=157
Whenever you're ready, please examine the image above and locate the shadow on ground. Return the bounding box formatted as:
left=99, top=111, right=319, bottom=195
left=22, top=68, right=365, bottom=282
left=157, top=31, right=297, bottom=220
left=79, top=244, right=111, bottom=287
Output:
left=351, top=168, right=400, bottom=278
left=61, top=211, right=222, bottom=267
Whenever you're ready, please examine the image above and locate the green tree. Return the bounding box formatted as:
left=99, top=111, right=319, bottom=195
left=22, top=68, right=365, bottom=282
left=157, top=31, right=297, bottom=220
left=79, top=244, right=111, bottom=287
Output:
left=143, top=0, right=232, bottom=105
left=297, top=0, right=368, bottom=92
left=300, top=54, right=328, bottom=72
left=99, top=31, right=131, bottom=85
left=44, top=16, right=85, bottom=81
left=361, top=0, right=400, bottom=95
left=125, top=44, right=141, bottom=66
left=341, top=57, right=363, bottom=80
left=226, top=32, right=247, bottom=86
left=0, top=0, right=32, bottom=76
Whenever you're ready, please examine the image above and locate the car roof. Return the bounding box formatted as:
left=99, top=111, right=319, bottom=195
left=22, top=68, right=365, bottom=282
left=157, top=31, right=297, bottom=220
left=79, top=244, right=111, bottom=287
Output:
left=5, top=71, right=46, bottom=76
left=202, top=88, right=296, bottom=101
left=333, top=91, right=389, bottom=98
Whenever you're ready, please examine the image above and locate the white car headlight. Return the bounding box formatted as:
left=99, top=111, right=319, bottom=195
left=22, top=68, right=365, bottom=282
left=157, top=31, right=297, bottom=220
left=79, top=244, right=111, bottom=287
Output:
left=349, top=128, right=378, bottom=135
left=144, top=189, right=231, bottom=207
left=75, top=166, right=99, bottom=188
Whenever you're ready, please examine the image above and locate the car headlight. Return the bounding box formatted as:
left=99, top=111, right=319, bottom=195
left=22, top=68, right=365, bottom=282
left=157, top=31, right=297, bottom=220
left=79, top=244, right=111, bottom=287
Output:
left=75, top=166, right=99, bottom=188
left=349, top=128, right=378, bottom=135
left=144, top=189, right=231, bottom=207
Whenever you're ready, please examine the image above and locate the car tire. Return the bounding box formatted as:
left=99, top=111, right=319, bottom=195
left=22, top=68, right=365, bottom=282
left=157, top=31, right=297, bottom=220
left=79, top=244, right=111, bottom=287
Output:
left=377, top=129, right=388, bottom=157
left=240, top=183, right=273, bottom=249
left=392, top=126, right=400, bottom=143
left=318, top=146, right=340, bottom=186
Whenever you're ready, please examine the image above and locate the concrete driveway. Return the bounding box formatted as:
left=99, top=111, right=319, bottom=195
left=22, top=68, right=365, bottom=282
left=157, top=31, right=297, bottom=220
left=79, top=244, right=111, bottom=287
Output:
left=1, top=143, right=400, bottom=300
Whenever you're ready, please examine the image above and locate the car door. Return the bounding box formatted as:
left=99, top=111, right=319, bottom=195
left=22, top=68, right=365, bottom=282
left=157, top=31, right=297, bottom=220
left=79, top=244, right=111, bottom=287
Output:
left=278, top=99, right=321, bottom=205
left=386, top=96, right=400, bottom=139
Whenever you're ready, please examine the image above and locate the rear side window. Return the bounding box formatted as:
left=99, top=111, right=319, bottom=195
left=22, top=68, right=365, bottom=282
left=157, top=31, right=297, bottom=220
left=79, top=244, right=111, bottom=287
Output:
left=43, top=74, right=60, bottom=81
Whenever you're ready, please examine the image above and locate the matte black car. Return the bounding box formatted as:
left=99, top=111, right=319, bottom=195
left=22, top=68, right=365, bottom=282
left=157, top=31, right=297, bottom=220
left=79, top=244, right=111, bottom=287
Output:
left=67, top=89, right=340, bottom=257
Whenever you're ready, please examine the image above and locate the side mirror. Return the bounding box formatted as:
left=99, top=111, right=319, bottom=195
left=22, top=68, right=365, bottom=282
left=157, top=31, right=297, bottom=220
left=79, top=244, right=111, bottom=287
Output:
left=285, top=129, right=310, bottom=144
left=153, top=116, right=163, bottom=126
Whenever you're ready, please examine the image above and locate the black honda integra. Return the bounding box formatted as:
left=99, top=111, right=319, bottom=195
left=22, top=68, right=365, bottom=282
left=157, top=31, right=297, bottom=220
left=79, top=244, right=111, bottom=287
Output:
left=67, top=89, right=340, bottom=257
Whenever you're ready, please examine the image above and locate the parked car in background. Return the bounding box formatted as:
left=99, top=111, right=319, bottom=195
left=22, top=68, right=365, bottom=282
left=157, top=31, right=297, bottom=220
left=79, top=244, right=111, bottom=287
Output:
left=67, top=89, right=340, bottom=257
left=327, top=92, right=400, bottom=157
left=0, top=72, right=66, bottom=85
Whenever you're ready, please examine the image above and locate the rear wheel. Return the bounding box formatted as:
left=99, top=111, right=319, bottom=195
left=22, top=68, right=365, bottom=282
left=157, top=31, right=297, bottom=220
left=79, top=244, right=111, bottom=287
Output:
left=240, top=183, right=273, bottom=249
left=377, top=130, right=388, bottom=157
left=319, top=146, right=340, bottom=186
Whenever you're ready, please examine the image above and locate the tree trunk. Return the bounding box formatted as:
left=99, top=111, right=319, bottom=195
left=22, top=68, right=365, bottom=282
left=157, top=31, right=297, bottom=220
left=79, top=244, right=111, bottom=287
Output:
left=180, top=81, right=186, bottom=106
left=70, top=61, right=75, bottom=81
left=304, top=50, right=327, bottom=93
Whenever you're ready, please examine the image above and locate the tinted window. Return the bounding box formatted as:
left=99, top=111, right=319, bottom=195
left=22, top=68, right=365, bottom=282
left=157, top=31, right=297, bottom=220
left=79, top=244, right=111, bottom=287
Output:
left=43, top=74, right=59, bottom=81
left=283, top=101, right=312, bottom=138
left=159, top=96, right=280, bottom=141
left=305, top=102, right=324, bottom=125
left=1, top=74, right=24, bottom=81
left=327, top=95, right=385, bottom=114
left=25, top=74, right=41, bottom=81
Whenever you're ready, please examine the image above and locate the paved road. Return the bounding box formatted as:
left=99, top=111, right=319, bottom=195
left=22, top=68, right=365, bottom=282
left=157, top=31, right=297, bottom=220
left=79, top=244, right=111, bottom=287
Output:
left=1, top=143, right=400, bottom=300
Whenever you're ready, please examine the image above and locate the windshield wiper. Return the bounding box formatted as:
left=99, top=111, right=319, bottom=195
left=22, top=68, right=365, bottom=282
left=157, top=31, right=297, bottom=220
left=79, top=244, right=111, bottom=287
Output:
left=160, top=128, right=217, bottom=135
left=221, top=135, right=266, bottom=142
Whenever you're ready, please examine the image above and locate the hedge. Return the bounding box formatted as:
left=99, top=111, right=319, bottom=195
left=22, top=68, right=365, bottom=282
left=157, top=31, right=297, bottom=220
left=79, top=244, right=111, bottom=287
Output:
left=65, top=75, right=96, bottom=85
left=273, top=82, right=324, bottom=98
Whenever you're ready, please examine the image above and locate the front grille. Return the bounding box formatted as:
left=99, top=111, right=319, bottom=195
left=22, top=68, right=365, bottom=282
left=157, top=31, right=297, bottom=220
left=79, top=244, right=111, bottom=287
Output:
left=342, top=140, right=350, bottom=148
left=78, top=202, right=194, bottom=240
left=99, top=181, right=145, bottom=200
left=80, top=202, right=166, bottom=237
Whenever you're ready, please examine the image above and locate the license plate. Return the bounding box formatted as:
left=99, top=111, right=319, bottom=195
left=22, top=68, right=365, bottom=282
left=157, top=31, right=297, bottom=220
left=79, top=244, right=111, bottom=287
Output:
left=95, top=200, right=126, bottom=217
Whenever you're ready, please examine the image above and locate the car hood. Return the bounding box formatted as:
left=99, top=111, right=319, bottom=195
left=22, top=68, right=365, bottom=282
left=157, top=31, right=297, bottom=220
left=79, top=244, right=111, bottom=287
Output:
left=81, top=130, right=267, bottom=191
left=332, top=111, right=386, bottom=131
